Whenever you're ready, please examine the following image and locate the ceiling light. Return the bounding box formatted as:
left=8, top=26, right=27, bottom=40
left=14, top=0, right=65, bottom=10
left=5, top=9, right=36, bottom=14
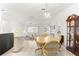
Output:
left=41, top=3, right=51, bottom=18
left=44, top=12, right=51, bottom=18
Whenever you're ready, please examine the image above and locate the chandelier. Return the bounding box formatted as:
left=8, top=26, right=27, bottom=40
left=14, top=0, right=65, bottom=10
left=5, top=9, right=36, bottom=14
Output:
left=41, top=3, right=51, bottom=18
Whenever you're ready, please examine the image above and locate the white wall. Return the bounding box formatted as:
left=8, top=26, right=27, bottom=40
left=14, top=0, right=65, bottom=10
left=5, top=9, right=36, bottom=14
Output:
left=1, top=10, right=28, bottom=37
left=0, top=4, right=27, bottom=37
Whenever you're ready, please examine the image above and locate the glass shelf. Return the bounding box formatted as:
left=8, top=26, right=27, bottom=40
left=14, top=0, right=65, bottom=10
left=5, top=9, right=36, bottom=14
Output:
left=67, top=25, right=79, bottom=27
left=76, top=27, right=79, bottom=35
left=67, top=26, right=76, bottom=27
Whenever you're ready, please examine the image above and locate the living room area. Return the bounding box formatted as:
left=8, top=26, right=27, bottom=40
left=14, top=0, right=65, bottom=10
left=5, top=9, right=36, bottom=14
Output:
left=0, top=3, right=79, bottom=56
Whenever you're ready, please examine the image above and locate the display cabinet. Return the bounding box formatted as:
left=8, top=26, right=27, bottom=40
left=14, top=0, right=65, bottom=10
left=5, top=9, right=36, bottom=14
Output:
left=66, top=14, right=79, bottom=55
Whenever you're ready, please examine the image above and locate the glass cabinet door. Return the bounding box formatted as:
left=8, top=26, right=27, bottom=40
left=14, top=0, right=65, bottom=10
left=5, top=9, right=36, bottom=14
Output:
left=69, top=20, right=75, bottom=47
left=71, top=20, right=74, bottom=26
left=76, top=20, right=79, bottom=35
left=76, top=20, right=79, bottom=44
left=76, top=27, right=79, bottom=35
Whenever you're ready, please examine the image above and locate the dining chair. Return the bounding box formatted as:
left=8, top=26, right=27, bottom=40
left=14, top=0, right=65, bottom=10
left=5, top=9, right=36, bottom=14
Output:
left=42, top=36, right=62, bottom=55
left=32, top=33, right=43, bottom=52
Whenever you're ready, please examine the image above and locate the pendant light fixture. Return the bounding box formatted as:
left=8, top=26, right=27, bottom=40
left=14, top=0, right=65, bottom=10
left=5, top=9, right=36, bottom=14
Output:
left=41, top=3, right=51, bottom=18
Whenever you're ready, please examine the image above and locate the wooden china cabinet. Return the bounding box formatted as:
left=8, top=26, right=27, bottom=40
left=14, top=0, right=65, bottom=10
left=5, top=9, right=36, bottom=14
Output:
left=66, top=14, right=79, bottom=55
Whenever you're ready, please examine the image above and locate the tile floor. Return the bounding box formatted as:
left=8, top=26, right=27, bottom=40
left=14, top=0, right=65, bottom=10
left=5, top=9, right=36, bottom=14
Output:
left=2, top=37, right=75, bottom=56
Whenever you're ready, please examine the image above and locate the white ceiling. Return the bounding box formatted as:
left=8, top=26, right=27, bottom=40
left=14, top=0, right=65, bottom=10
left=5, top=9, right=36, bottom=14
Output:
left=3, top=3, right=74, bottom=18
left=0, top=3, right=77, bottom=25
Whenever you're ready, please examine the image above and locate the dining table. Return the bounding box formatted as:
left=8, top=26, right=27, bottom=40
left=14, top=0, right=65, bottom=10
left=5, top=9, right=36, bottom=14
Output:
left=35, top=34, right=62, bottom=55
left=36, top=35, right=61, bottom=48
